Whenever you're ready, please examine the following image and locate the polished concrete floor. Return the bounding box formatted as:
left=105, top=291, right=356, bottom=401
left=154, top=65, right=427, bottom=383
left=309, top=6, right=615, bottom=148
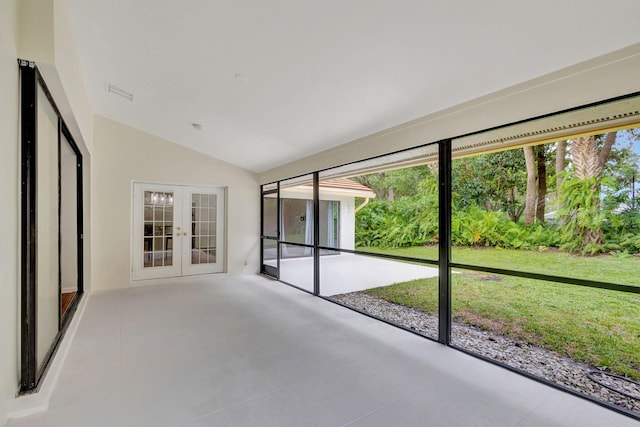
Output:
left=8, top=276, right=639, bottom=427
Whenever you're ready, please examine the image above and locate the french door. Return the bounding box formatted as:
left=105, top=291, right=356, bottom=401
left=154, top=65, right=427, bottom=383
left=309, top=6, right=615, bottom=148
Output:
left=132, top=183, right=225, bottom=280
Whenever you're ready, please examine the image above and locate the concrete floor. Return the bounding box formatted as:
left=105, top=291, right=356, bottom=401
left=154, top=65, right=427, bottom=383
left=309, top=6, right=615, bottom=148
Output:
left=269, top=253, right=439, bottom=295
left=7, top=276, right=639, bottom=427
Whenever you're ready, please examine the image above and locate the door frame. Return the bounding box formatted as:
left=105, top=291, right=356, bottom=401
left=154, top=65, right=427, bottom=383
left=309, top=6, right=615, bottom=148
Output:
left=131, top=181, right=227, bottom=281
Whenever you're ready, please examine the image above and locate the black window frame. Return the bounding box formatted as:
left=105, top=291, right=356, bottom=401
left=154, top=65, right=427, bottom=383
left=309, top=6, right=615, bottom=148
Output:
left=19, top=60, right=85, bottom=392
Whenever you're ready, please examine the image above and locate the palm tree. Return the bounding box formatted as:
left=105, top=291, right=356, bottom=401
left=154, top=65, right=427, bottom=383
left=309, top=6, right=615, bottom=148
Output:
left=523, top=146, right=536, bottom=225
left=560, top=132, right=617, bottom=249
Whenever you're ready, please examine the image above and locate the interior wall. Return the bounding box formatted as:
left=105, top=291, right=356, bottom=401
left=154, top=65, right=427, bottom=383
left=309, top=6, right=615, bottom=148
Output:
left=91, top=115, right=260, bottom=292
left=0, top=0, right=20, bottom=423
left=18, top=0, right=93, bottom=156
left=260, top=43, right=640, bottom=183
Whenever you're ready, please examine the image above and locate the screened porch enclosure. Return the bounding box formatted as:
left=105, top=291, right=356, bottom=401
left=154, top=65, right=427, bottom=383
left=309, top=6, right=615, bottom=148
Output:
left=260, top=93, right=640, bottom=420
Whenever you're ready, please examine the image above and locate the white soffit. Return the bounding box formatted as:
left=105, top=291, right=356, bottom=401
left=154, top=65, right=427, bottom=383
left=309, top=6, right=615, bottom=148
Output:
left=65, top=0, right=640, bottom=172
left=453, top=95, right=640, bottom=157
left=314, top=95, right=640, bottom=180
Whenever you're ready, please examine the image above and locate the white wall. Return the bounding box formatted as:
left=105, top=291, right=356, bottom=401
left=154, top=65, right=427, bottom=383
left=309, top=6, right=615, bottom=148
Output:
left=0, top=0, right=20, bottom=424
left=280, top=190, right=356, bottom=250
left=260, top=43, right=640, bottom=183
left=17, top=0, right=93, bottom=154
left=91, top=116, right=259, bottom=291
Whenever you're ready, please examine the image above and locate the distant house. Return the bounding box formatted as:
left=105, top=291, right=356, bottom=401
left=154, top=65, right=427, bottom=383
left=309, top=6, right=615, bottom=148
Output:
left=276, top=178, right=376, bottom=255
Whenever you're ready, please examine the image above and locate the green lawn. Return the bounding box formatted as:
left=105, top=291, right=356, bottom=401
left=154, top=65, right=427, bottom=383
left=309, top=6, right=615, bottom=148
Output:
left=357, top=246, right=640, bottom=379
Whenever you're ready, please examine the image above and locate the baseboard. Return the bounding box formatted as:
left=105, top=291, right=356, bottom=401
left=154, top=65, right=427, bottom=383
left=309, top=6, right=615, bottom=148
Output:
left=129, top=272, right=229, bottom=288
left=61, top=287, right=76, bottom=293
left=7, top=293, right=90, bottom=420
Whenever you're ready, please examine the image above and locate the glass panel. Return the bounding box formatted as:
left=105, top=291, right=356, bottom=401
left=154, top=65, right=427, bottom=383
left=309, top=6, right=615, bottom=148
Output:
left=36, top=84, right=60, bottom=369
left=451, top=128, right=640, bottom=287
left=280, top=174, right=313, bottom=245
left=60, top=133, right=78, bottom=316
left=317, top=143, right=440, bottom=338
left=189, top=192, right=217, bottom=265
left=319, top=145, right=439, bottom=261
left=279, top=243, right=313, bottom=292
left=319, top=200, right=339, bottom=248
left=322, top=251, right=438, bottom=340
left=143, top=190, right=174, bottom=269
left=262, top=239, right=277, bottom=269
left=451, top=268, right=640, bottom=416
left=262, top=194, right=278, bottom=238
left=144, top=206, right=153, bottom=221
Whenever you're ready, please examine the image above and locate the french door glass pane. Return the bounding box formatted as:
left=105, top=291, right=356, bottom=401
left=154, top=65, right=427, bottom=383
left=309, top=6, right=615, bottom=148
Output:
left=191, top=193, right=217, bottom=265
left=143, top=191, right=174, bottom=268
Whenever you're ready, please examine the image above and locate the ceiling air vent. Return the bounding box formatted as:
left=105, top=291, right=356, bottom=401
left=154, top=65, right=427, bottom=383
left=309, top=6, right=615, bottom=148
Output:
left=106, top=83, right=133, bottom=102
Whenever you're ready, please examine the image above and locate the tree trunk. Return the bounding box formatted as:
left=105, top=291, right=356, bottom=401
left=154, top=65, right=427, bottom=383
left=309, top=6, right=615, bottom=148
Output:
left=572, top=136, right=600, bottom=179
left=523, top=146, right=536, bottom=225
left=569, top=133, right=617, bottom=249
left=555, top=140, right=566, bottom=191
left=598, top=131, right=617, bottom=171
left=536, top=146, right=546, bottom=222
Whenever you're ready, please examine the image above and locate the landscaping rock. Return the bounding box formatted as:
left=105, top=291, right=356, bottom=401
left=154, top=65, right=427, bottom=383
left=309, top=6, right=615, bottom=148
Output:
left=329, top=291, right=640, bottom=414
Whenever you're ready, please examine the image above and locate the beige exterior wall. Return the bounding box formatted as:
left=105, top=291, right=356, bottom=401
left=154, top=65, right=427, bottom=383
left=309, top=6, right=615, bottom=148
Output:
left=91, top=116, right=260, bottom=292
left=260, top=44, right=640, bottom=183
left=0, top=0, right=20, bottom=423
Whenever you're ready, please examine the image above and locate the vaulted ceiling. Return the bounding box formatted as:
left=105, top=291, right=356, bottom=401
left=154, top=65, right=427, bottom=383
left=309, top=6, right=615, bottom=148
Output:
left=66, top=0, right=640, bottom=172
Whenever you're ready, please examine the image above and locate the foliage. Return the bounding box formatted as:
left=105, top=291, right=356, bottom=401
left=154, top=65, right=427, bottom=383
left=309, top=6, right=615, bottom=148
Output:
left=353, top=166, right=433, bottom=200
left=357, top=201, right=560, bottom=250
left=355, top=177, right=438, bottom=247
left=452, top=150, right=527, bottom=222
left=353, top=128, right=640, bottom=254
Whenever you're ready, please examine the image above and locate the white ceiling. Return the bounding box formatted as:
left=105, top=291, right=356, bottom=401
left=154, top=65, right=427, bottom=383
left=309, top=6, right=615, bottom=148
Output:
left=66, top=0, right=640, bottom=173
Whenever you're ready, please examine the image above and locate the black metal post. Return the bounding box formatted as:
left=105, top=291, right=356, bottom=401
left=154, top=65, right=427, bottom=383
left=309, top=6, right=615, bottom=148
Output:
left=438, top=139, right=452, bottom=345
left=19, top=63, right=38, bottom=391
left=313, top=172, right=320, bottom=296
left=259, top=185, right=264, bottom=272
left=276, top=182, right=281, bottom=280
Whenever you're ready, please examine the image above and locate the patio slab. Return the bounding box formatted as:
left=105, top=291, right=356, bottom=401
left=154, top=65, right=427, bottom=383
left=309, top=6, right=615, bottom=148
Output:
left=271, top=253, right=438, bottom=296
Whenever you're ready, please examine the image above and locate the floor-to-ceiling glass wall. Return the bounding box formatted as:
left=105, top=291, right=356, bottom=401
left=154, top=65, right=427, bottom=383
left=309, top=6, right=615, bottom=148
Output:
left=322, top=144, right=441, bottom=340
left=278, top=175, right=315, bottom=293
left=20, top=63, right=84, bottom=391
left=450, top=119, right=640, bottom=415
left=259, top=93, right=640, bottom=419
left=35, top=81, right=60, bottom=372
left=60, top=130, right=80, bottom=318
left=261, top=183, right=278, bottom=278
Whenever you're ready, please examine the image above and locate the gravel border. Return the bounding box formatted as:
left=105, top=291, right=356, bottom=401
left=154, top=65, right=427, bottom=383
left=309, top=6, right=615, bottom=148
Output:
left=329, top=291, right=640, bottom=414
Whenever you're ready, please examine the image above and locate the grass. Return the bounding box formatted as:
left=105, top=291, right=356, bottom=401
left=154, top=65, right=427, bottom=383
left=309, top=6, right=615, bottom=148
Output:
left=357, top=246, right=640, bottom=379
left=360, top=245, right=640, bottom=286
